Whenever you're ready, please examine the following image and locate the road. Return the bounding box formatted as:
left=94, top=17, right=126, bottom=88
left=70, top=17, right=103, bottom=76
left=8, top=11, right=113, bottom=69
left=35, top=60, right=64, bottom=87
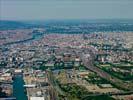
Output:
left=82, top=90, right=133, bottom=100
left=47, top=70, right=67, bottom=100
left=80, top=48, right=133, bottom=91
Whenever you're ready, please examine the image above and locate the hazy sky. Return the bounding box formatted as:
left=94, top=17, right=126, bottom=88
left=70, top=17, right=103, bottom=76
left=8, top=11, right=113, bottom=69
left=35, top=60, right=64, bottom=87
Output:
left=0, top=0, right=133, bottom=20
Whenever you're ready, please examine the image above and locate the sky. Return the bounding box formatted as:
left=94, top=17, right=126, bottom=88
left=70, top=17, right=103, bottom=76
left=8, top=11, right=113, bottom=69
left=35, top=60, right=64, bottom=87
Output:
left=0, top=0, right=133, bottom=20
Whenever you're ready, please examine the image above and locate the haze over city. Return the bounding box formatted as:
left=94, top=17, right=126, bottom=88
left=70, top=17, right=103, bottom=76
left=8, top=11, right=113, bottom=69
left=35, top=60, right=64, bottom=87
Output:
left=0, top=0, right=133, bottom=100
left=1, top=0, right=133, bottom=20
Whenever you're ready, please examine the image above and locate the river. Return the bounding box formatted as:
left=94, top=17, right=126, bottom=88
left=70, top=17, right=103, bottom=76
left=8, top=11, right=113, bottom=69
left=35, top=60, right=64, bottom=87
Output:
left=2, top=33, right=44, bottom=46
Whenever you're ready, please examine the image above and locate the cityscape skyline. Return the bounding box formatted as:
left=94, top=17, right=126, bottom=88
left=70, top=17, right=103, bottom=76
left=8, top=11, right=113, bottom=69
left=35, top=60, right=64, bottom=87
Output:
left=0, top=0, right=133, bottom=100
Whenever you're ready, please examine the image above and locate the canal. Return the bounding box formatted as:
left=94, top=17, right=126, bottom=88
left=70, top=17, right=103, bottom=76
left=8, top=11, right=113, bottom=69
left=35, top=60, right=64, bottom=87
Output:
left=13, top=75, right=28, bottom=100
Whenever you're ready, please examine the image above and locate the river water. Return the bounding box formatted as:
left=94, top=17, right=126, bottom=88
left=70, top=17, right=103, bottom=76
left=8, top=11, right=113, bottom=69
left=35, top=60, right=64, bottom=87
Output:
left=12, top=75, right=28, bottom=100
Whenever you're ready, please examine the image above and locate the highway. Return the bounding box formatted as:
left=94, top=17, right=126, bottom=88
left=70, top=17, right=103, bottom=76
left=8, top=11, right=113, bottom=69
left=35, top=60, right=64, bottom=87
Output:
left=47, top=70, right=67, bottom=100
left=47, top=71, right=57, bottom=100
left=80, top=48, right=133, bottom=91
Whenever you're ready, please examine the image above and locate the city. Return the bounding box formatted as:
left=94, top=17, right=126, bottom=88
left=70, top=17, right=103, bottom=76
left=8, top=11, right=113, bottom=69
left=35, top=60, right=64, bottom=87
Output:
left=0, top=0, right=133, bottom=100
left=0, top=21, right=133, bottom=100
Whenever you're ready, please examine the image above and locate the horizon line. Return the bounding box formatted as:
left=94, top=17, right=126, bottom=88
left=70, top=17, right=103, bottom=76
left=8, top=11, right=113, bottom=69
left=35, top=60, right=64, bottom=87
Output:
left=1, top=18, right=133, bottom=21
